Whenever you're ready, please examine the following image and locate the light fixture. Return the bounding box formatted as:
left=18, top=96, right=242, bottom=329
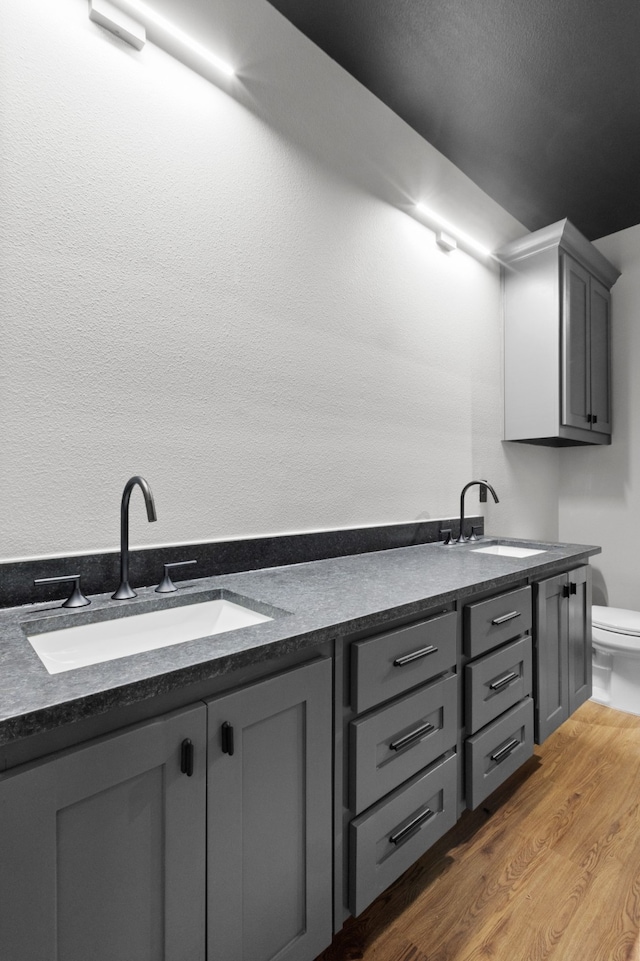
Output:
left=121, top=0, right=236, bottom=77
left=416, top=203, right=493, bottom=259
left=435, top=230, right=457, bottom=253
left=89, top=0, right=146, bottom=50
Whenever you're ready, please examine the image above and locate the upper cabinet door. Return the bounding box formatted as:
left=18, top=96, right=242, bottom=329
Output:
left=562, top=254, right=591, bottom=430
left=589, top=277, right=612, bottom=435
left=0, top=703, right=207, bottom=961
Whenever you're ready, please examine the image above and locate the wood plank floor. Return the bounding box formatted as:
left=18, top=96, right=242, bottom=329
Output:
left=317, top=701, right=640, bottom=961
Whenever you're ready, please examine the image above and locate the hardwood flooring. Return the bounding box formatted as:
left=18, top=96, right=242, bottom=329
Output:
left=318, top=701, right=640, bottom=961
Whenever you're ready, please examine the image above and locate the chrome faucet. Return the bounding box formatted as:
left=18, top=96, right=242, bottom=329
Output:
left=112, top=475, right=157, bottom=599
left=456, top=479, right=499, bottom=544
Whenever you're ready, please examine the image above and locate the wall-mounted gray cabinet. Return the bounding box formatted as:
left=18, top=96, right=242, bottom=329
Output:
left=498, top=219, right=620, bottom=447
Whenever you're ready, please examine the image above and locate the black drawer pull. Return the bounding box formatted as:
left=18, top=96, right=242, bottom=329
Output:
left=221, top=721, right=234, bottom=756
left=393, top=645, right=438, bottom=667
left=389, top=807, right=434, bottom=846
left=180, top=739, right=194, bottom=777
left=491, top=738, right=520, bottom=764
left=389, top=722, right=435, bottom=752
left=489, top=671, right=520, bottom=691
left=491, top=610, right=521, bottom=626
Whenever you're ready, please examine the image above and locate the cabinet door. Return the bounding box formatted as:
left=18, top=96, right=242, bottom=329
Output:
left=534, top=573, right=569, bottom=744
left=0, top=703, right=207, bottom=961
left=207, top=658, right=332, bottom=961
left=590, top=278, right=612, bottom=435
left=562, top=254, right=591, bottom=430
left=568, top=566, right=593, bottom=714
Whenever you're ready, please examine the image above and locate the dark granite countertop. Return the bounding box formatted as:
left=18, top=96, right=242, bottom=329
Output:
left=0, top=535, right=600, bottom=747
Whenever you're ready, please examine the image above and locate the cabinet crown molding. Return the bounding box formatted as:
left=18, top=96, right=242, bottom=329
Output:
left=496, top=218, right=621, bottom=289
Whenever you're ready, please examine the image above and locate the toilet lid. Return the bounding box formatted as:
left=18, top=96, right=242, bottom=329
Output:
left=592, top=605, right=640, bottom=636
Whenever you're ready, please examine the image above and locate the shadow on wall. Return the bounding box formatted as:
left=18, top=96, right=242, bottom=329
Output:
left=591, top=566, right=609, bottom=607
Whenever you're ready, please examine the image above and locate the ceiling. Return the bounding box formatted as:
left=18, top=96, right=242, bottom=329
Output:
left=266, top=0, right=640, bottom=241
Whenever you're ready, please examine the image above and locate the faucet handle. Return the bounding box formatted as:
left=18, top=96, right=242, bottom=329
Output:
left=34, top=574, right=90, bottom=609
left=439, top=528, right=453, bottom=546
left=155, top=560, right=197, bottom=594
left=469, top=525, right=483, bottom=541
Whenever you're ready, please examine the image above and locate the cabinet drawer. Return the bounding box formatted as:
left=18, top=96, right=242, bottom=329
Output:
left=464, top=586, right=532, bottom=658
left=465, top=696, right=534, bottom=810
left=349, top=673, right=457, bottom=815
left=349, top=752, right=457, bottom=918
left=351, top=610, right=458, bottom=713
left=465, top=636, right=532, bottom=735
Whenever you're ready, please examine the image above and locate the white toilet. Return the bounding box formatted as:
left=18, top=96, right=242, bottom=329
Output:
left=591, top=606, right=640, bottom=716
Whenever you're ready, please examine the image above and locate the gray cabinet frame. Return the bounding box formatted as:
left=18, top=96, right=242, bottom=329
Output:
left=534, top=565, right=592, bottom=743
left=206, top=657, right=333, bottom=961
left=0, top=703, right=207, bottom=961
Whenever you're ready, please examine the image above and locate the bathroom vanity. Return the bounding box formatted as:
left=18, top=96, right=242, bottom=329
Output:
left=0, top=535, right=597, bottom=961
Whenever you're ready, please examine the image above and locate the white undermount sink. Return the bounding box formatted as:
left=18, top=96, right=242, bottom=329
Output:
left=472, top=544, right=546, bottom=558
left=26, top=596, right=273, bottom=675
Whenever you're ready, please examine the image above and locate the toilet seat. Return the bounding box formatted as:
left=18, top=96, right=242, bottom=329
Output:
left=592, top=606, right=640, bottom=655
left=592, top=605, right=640, bottom=636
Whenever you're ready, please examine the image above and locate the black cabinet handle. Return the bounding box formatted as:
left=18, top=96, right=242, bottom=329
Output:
left=389, top=722, right=435, bottom=752
left=221, top=721, right=234, bottom=756
left=393, top=645, right=438, bottom=667
left=562, top=582, right=578, bottom=598
left=389, top=807, right=434, bottom=846
left=491, top=610, right=521, bottom=626
left=490, top=738, right=520, bottom=764
left=180, top=739, right=194, bottom=776
left=489, top=671, right=519, bottom=691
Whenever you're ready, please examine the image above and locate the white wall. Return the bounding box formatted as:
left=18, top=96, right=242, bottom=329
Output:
left=0, top=0, right=561, bottom=561
left=559, top=224, right=640, bottom=608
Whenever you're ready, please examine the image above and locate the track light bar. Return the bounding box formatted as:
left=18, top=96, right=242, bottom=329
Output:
left=123, top=0, right=235, bottom=76
left=416, top=203, right=493, bottom=258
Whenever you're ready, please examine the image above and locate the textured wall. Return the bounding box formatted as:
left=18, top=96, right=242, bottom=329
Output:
left=0, top=0, right=560, bottom=561
left=559, top=225, right=639, bottom=608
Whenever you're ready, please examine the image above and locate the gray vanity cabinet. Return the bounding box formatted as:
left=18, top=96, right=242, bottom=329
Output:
left=499, top=218, right=620, bottom=446
left=0, top=702, right=207, bottom=961
left=345, top=609, right=459, bottom=917
left=534, top=565, right=592, bottom=743
left=463, top=586, right=535, bottom=809
left=206, top=657, right=333, bottom=961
